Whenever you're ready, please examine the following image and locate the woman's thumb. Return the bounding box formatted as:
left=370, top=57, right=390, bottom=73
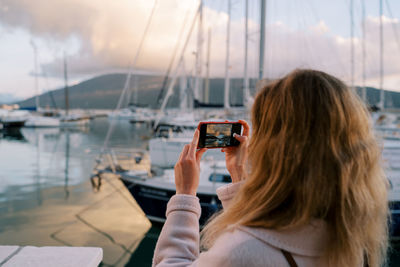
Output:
left=233, top=133, right=247, bottom=143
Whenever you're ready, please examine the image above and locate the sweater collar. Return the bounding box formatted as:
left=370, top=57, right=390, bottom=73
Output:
left=237, top=219, right=328, bottom=257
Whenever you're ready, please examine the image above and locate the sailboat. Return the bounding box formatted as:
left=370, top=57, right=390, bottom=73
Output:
left=26, top=54, right=90, bottom=127
left=24, top=42, right=61, bottom=128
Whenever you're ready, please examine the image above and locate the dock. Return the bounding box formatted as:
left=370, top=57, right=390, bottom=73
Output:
left=0, top=246, right=102, bottom=267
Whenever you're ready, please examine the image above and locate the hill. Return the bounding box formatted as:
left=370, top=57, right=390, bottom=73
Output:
left=17, top=73, right=260, bottom=109
left=16, top=73, right=400, bottom=109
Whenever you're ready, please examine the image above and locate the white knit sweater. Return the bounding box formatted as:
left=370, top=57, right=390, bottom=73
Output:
left=152, top=182, right=328, bottom=266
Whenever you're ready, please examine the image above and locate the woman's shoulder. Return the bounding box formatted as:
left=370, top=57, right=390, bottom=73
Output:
left=236, top=219, right=328, bottom=257
left=199, top=220, right=328, bottom=266
left=199, top=228, right=281, bottom=267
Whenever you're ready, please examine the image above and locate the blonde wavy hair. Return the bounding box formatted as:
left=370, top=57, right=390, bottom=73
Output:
left=201, top=69, right=389, bottom=267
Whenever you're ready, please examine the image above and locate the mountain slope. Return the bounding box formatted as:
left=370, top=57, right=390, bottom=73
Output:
left=16, top=73, right=400, bottom=109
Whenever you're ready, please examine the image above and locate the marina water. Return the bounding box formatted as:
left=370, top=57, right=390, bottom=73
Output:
left=0, top=118, right=160, bottom=266
left=1, top=117, right=400, bottom=266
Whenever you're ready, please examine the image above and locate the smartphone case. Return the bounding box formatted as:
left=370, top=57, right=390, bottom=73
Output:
left=197, top=121, right=242, bottom=149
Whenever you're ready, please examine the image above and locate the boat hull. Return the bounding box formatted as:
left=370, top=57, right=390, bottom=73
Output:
left=390, top=202, right=400, bottom=239
left=121, top=178, right=221, bottom=225
left=1, top=120, right=25, bottom=128
left=24, top=117, right=60, bottom=128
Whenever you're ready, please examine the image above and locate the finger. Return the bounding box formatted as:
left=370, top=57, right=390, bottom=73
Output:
left=223, top=147, right=235, bottom=153
left=179, top=144, right=190, bottom=161
left=189, top=129, right=200, bottom=156
left=191, top=129, right=200, bottom=145
left=238, top=119, right=250, bottom=137
left=233, top=133, right=248, bottom=143
left=196, top=148, right=207, bottom=163
left=221, top=148, right=225, bottom=152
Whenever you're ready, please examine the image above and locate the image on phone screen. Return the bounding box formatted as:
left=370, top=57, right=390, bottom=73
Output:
left=205, top=124, right=233, bottom=148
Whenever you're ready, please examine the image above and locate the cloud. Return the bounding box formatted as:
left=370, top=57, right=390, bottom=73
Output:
left=0, top=0, right=200, bottom=76
left=0, top=0, right=400, bottom=91
left=261, top=15, right=400, bottom=90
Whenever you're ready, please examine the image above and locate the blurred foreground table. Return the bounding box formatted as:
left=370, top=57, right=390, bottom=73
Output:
left=0, top=246, right=102, bottom=267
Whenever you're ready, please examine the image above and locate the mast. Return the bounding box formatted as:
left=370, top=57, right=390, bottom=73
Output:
left=224, top=0, right=231, bottom=109
left=350, top=0, right=355, bottom=89
left=379, top=0, right=384, bottom=109
left=205, top=27, right=211, bottom=103
left=259, top=0, right=266, bottom=80
left=361, top=0, right=367, bottom=102
left=63, top=53, right=69, bottom=116
left=132, top=75, right=138, bottom=106
left=125, top=77, right=131, bottom=107
left=194, top=0, right=204, bottom=102
left=31, top=41, right=40, bottom=110
left=244, top=0, right=250, bottom=106
left=179, top=62, right=188, bottom=111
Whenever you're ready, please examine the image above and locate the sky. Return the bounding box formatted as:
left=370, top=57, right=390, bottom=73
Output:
left=0, top=0, right=400, bottom=101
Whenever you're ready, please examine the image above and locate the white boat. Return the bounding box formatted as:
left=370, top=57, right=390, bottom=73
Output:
left=130, top=108, right=157, bottom=124
left=24, top=113, right=90, bottom=128
left=0, top=109, right=29, bottom=128
left=108, top=108, right=135, bottom=120
left=24, top=115, right=61, bottom=127
left=159, top=111, right=197, bottom=127
left=119, top=159, right=230, bottom=224
left=60, top=114, right=90, bottom=127
left=149, top=134, right=224, bottom=168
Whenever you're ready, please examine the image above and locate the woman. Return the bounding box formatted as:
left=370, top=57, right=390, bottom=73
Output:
left=152, top=69, right=389, bottom=267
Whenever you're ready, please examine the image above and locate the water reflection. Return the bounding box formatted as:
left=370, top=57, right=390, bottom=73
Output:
left=0, top=128, right=26, bottom=141
left=65, top=131, right=70, bottom=199
left=0, top=119, right=154, bottom=266
left=126, top=226, right=161, bottom=267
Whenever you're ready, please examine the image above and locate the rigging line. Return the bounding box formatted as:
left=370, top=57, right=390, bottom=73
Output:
left=42, top=71, right=58, bottom=110
left=293, top=0, right=308, bottom=69
left=304, top=0, right=347, bottom=72
left=155, top=5, right=194, bottom=106
left=296, top=0, right=319, bottom=70
left=225, top=0, right=232, bottom=108
left=153, top=3, right=201, bottom=129
left=95, top=0, right=158, bottom=167
left=78, top=174, right=145, bottom=216
left=206, top=0, right=225, bottom=31
left=35, top=47, right=58, bottom=110
left=255, top=0, right=260, bottom=80
left=31, top=49, right=51, bottom=109
left=109, top=237, right=143, bottom=267
left=305, top=0, right=321, bottom=22
left=379, top=0, right=384, bottom=109
left=244, top=0, right=249, bottom=102
left=49, top=221, right=76, bottom=247
left=259, top=0, right=266, bottom=80
left=384, top=0, right=400, bottom=54
left=301, top=0, right=330, bottom=71
left=361, top=0, right=367, bottom=102
left=350, top=0, right=355, bottom=89
left=75, top=214, right=132, bottom=253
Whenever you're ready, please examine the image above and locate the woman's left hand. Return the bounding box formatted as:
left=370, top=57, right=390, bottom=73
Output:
left=174, top=129, right=207, bottom=196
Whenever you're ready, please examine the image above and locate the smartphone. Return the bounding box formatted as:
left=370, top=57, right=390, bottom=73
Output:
left=197, top=121, right=242, bottom=148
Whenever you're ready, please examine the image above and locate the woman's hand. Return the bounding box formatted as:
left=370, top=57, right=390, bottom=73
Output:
left=221, top=120, right=250, bottom=183
left=174, top=129, right=207, bottom=195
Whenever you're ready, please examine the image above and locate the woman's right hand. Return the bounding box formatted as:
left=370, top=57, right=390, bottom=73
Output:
left=221, top=120, right=250, bottom=183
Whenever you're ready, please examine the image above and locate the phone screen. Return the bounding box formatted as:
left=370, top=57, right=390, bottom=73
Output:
left=198, top=122, right=242, bottom=148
